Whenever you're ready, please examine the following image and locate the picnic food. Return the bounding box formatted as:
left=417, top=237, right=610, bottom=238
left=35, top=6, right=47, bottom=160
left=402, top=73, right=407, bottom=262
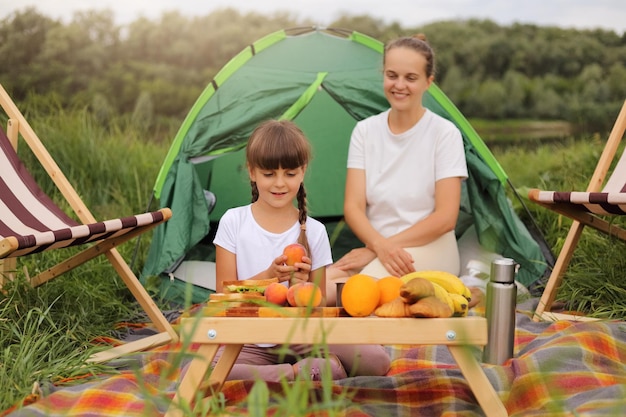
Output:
left=374, top=293, right=454, bottom=318
left=265, top=282, right=289, bottom=305
left=400, top=270, right=472, bottom=300
left=287, top=282, right=302, bottom=306
left=292, top=282, right=323, bottom=307
left=399, top=277, right=436, bottom=303
left=283, top=243, right=307, bottom=266
left=407, top=296, right=454, bottom=318
left=449, top=292, right=469, bottom=316
left=374, top=273, right=470, bottom=318
left=210, top=278, right=279, bottom=305
left=376, top=276, right=404, bottom=306
left=223, top=278, right=279, bottom=296
left=341, top=274, right=381, bottom=317
left=374, top=296, right=411, bottom=317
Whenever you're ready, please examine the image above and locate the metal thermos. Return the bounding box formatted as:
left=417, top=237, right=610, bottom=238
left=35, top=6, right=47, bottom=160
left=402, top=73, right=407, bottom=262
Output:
left=483, top=258, right=518, bottom=365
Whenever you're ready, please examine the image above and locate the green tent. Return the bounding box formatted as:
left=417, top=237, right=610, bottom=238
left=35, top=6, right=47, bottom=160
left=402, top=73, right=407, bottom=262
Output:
left=142, top=27, right=548, bottom=303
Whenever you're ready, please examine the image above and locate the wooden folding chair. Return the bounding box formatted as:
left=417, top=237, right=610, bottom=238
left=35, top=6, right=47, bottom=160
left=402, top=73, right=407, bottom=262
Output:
left=529, top=99, right=626, bottom=322
left=0, top=83, right=178, bottom=362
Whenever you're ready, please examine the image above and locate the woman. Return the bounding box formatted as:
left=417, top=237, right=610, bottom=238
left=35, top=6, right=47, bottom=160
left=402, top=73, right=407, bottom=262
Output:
left=327, top=34, right=468, bottom=306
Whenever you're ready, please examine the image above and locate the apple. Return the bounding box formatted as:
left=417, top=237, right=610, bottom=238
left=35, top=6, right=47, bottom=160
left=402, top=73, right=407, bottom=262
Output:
left=283, top=243, right=307, bottom=266
left=265, top=282, right=288, bottom=306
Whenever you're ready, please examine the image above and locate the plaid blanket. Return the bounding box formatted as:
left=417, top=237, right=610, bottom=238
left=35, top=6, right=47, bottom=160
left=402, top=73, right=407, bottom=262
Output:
left=5, top=300, right=626, bottom=417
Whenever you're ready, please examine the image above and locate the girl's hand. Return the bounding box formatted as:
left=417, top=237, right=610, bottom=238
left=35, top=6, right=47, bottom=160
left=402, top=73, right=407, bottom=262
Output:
left=289, top=255, right=312, bottom=285
left=270, top=255, right=312, bottom=284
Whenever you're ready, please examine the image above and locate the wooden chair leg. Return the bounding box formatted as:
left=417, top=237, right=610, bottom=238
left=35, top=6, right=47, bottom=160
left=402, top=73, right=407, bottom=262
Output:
left=533, top=221, right=585, bottom=321
left=0, top=257, right=16, bottom=286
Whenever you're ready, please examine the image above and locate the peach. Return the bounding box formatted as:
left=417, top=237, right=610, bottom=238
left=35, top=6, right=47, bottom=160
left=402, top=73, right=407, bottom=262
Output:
left=294, top=282, right=323, bottom=307
left=265, top=282, right=288, bottom=306
left=283, top=243, right=307, bottom=266
left=287, top=283, right=302, bottom=307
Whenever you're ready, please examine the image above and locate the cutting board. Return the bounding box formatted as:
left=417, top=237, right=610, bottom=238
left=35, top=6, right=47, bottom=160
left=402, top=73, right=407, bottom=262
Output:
left=198, top=305, right=350, bottom=318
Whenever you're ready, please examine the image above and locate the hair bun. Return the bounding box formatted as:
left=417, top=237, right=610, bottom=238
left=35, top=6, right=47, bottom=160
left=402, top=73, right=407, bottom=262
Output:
left=413, top=33, right=428, bottom=43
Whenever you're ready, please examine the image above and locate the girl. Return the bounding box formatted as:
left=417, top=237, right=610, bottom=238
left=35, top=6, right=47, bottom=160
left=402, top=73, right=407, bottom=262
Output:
left=326, top=34, right=469, bottom=306
left=213, top=119, right=390, bottom=381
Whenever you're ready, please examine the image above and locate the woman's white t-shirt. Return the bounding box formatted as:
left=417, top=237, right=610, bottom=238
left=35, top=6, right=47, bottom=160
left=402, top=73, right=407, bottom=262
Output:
left=213, top=204, right=333, bottom=281
left=347, top=109, right=468, bottom=238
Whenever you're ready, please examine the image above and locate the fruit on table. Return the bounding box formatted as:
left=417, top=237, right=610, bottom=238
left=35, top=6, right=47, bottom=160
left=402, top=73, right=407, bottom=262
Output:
left=401, top=270, right=472, bottom=300
left=265, top=282, right=288, bottom=306
left=287, top=282, right=302, bottom=306
left=376, top=276, right=404, bottom=307
left=341, top=274, right=381, bottom=317
left=449, top=292, right=469, bottom=316
left=293, top=282, right=323, bottom=307
left=283, top=243, right=307, bottom=266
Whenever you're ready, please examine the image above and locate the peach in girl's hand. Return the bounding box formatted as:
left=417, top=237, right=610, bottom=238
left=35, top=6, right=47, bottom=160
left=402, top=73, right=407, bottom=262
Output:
left=265, top=282, right=288, bottom=306
left=283, top=243, right=307, bottom=266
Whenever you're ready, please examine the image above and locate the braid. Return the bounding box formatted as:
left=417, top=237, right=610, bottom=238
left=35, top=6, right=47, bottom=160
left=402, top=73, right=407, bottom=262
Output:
left=250, top=181, right=259, bottom=203
left=296, top=183, right=311, bottom=259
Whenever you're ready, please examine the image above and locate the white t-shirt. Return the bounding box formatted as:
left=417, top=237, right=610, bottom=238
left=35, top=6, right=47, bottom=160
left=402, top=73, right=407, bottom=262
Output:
left=213, top=204, right=333, bottom=281
left=347, top=109, right=468, bottom=238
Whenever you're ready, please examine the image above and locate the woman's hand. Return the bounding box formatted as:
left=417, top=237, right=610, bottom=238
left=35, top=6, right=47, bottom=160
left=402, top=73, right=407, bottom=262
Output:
left=372, top=241, right=415, bottom=277
left=332, top=247, right=377, bottom=272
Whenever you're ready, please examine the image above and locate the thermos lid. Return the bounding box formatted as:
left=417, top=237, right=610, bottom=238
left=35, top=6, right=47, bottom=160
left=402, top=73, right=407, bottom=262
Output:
left=490, top=258, right=517, bottom=284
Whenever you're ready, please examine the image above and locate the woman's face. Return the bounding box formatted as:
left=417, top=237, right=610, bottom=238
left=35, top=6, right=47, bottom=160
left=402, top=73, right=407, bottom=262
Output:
left=383, top=47, right=433, bottom=112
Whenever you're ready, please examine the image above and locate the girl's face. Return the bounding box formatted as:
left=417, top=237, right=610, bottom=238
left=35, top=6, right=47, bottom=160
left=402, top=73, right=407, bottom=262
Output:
left=249, top=165, right=306, bottom=209
left=383, top=47, right=433, bottom=112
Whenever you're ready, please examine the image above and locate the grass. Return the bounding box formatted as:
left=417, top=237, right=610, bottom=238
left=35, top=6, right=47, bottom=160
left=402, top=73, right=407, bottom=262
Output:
left=1, top=107, right=625, bottom=413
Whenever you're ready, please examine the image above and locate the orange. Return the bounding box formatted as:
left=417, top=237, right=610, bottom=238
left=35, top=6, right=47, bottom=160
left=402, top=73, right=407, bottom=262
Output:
left=341, top=274, right=381, bottom=317
left=376, top=276, right=403, bottom=307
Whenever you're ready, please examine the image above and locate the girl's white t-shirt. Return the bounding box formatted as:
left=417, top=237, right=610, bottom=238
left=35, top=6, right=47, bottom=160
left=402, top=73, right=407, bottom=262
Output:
left=347, top=109, right=468, bottom=238
left=213, top=204, right=333, bottom=281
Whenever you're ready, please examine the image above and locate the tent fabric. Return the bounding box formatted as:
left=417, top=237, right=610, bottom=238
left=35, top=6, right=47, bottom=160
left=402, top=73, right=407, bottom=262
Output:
left=143, top=27, right=547, bottom=289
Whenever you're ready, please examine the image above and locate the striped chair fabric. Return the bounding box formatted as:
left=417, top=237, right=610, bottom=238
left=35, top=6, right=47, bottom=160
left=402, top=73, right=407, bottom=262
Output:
left=529, top=147, right=626, bottom=216
left=0, top=126, right=168, bottom=259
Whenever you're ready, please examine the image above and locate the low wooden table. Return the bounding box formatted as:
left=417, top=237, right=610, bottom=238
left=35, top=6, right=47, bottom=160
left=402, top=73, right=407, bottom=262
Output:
left=165, top=307, right=507, bottom=417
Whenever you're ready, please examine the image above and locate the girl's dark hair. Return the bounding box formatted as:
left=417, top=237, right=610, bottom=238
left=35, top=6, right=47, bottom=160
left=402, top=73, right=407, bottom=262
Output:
left=247, top=119, right=312, bottom=255
left=384, top=33, right=436, bottom=78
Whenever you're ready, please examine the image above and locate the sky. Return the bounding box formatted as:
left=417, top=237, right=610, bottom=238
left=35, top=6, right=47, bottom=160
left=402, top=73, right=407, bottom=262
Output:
left=1, top=0, right=625, bottom=34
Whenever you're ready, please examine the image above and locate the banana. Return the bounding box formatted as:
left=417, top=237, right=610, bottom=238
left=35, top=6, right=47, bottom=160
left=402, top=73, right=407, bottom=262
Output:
left=404, top=270, right=472, bottom=300
left=400, top=271, right=427, bottom=284
left=449, top=292, right=469, bottom=317
left=430, top=282, right=455, bottom=313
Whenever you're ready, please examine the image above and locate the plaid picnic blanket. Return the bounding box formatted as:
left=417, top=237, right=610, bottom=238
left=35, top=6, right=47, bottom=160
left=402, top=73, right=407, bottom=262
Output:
left=5, top=300, right=626, bottom=417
